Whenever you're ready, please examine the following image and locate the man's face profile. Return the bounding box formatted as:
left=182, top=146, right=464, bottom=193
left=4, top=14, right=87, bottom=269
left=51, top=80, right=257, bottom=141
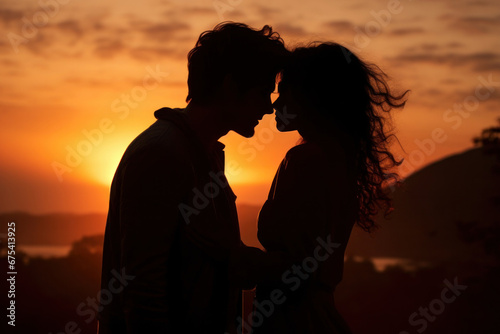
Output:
left=227, top=79, right=276, bottom=138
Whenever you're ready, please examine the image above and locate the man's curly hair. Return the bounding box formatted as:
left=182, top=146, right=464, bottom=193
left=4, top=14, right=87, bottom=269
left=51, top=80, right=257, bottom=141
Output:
left=186, top=22, right=289, bottom=104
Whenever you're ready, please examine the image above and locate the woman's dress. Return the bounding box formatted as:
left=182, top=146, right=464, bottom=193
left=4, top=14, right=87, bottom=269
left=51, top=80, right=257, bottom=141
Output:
left=254, top=142, right=358, bottom=334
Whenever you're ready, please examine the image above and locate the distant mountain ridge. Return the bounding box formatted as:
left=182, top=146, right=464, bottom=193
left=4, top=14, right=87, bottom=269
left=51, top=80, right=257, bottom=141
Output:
left=0, top=207, right=264, bottom=248
left=0, top=212, right=107, bottom=245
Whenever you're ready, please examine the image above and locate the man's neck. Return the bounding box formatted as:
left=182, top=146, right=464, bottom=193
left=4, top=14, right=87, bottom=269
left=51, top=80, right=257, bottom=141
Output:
left=184, top=102, right=229, bottom=150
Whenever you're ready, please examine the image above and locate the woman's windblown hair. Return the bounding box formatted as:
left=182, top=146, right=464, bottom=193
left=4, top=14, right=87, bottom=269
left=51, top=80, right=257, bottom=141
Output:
left=282, top=42, right=409, bottom=232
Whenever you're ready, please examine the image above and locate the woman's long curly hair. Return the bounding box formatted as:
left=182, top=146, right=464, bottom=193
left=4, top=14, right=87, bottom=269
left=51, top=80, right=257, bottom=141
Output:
left=281, top=42, right=409, bottom=232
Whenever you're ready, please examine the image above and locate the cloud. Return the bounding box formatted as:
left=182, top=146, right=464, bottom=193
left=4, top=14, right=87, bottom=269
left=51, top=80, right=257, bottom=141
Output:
left=135, top=21, right=191, bottom=43
left=446, top=15, right=500, bottom=34
left=63, top=76, right=111, bottom=88
left=118, top=18, right=193, bottom=61
left=447, top=42, right=463, bottom=49
left=474, top=61, right=500, bottom=72
left=93, top=37, right=126, bottom=59
left=464, top=0, right=496, bottom=6
left=449, top=87, right=500, bottom=112
left=322, top=20, right=356, bottom=34
left=446, top=0, right=497, bottom=8
left=254, top=5, right=283, bottom=20
left=22, top=30, right=56, bottom=56
left=0, top=9, right=194, bottom=61
left=0, top=8, right=23, bottom=25
left=0, top=58, right=18, bottom=67
left=176, top=6, right=218, bottom=16
left=55, top=20, right=84, bottom=39
left=69, top=15, right=193, bottom=61
left=403, top=43, right=447, bottom=53
left=419, top=88, right=447, bottom=101
left=0, top=13, right=108, bottom=57
left=274, top=23, right=308, bottom=38
left=389, top=51, right=500, bottom=72
left=129, top=46, right=185, bottom=62
left=389, top=27, right=425, bottom=36
left=440, top=78, right=462, bottom=85
left=0, top=38, right=9, bottom=52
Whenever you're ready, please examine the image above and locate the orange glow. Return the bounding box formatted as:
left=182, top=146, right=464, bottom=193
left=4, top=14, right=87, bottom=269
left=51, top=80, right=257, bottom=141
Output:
left=79, top=135, right=131, bottom=186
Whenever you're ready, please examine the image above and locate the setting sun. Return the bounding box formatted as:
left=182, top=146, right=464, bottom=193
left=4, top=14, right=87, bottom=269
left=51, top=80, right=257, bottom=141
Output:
left=80, top=137, right=130, bottom=186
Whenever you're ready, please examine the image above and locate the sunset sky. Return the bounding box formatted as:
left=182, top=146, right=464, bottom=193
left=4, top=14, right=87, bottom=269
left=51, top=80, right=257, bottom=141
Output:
left=1, top=0, right=499, bottom=213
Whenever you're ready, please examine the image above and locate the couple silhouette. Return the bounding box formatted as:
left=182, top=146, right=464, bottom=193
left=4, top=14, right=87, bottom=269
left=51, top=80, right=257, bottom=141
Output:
left=98, top=22, right=407, bottom=334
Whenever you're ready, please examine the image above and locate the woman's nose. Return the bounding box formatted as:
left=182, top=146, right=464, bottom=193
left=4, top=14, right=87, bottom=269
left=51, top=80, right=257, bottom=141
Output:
left=272, top=97, right=282, bottom=110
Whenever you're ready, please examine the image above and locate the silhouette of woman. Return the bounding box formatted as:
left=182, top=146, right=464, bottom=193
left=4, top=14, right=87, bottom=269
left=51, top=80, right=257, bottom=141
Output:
left=254, top=43, right=409, bottom=333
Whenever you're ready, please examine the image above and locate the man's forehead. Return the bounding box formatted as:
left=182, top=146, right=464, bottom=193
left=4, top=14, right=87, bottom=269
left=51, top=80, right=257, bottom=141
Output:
left=260, top=78, right=277, bottom=90
left=277, top=80, right=288, bottom=92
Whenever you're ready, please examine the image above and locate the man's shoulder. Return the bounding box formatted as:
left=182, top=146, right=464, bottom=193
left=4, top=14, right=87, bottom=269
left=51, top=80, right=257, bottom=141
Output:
left=139, top=119, right=188, bottom=148
left=121, top=118, right=192, bottom=166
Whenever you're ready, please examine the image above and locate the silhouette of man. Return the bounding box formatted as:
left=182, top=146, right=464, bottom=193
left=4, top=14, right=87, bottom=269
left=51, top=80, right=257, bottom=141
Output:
left=98, top=23, right=289, bottom=334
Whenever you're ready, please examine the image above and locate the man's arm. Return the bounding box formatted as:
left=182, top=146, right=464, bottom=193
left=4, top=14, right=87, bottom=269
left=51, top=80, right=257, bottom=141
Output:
left=229, top=244, right=293, bottom=289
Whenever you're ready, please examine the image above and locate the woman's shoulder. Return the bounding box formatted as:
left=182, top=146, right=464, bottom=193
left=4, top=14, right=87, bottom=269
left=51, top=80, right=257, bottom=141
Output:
left=285, top=142, right=324, bottom=160
left=282, top=143, right=328, bottom=176
left=285, top=141, right=345, bottom=165
left=283, top=141, right=349, bottom=178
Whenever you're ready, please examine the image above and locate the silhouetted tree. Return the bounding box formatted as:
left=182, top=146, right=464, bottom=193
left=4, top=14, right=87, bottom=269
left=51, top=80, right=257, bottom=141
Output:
left=474, top=118, right=500, bottom=171
left=68, top=234, right=104, bottom=257
left=473, top=117, right=500, bottom=147
left=456, top=220, right=500, bottom=263
left=462, top=120, right=500, bottom=262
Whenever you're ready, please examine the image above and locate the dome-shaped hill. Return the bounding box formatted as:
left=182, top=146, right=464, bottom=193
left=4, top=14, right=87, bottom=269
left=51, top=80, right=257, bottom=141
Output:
left=346, top=146, right=500, bottom=265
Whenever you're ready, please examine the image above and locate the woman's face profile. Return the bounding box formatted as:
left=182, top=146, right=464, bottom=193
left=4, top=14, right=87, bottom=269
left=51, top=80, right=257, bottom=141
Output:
left=273, top=82, right=302, bottom=132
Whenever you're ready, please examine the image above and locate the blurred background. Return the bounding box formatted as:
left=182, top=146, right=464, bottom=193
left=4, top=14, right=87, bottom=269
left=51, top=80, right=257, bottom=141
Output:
left=0, top=0, right=499, bottom=333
